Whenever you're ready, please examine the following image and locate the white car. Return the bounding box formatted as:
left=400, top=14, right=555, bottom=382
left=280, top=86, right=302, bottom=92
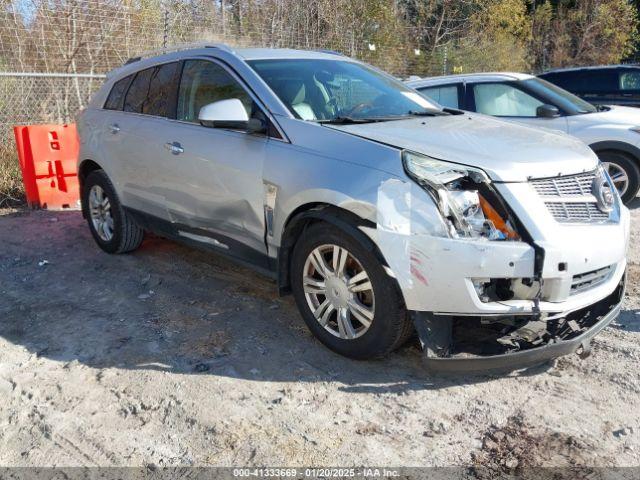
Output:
left=407, top=72, right=640, bottom=203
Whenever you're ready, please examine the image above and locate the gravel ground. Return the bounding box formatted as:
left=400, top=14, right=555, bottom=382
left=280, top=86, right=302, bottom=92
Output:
left=0, top=201, right=639, bottom=471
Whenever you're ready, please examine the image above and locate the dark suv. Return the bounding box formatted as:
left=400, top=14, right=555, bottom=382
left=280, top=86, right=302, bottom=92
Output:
left=539, top=65, right=640, bottom=108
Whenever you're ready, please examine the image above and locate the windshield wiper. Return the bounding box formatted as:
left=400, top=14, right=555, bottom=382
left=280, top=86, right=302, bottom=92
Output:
left=407, top=108, right=449, bottom=116
left=317, top=116, right=389, bottom=125
left=318, top=110, right=450, bottom=125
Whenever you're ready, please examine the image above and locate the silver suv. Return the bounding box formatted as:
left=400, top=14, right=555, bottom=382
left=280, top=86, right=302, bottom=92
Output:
left=77, top=44, right=629, bottom=371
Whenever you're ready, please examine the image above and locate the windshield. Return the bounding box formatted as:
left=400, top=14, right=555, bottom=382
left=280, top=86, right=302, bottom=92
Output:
left=248, top=58, right=441, bottom=122
left=521, top=77, right=597, bottom=115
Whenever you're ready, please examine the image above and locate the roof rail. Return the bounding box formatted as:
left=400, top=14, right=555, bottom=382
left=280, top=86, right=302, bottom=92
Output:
left=124, top=42, right=234, bottom=65
left=316, top=49, right=344, bottom=56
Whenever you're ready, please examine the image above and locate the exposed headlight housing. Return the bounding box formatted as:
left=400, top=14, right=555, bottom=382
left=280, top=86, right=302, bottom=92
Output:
left=402, top=151, right=520, bottom=240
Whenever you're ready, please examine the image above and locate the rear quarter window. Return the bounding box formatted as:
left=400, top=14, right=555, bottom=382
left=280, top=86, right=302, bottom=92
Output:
left=619, top=70, right=640, bottom=90
left=104, top=75, right=132, bottom=110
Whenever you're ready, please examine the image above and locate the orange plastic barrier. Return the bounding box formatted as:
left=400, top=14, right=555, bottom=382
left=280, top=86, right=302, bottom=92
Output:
left=13, top=124, right=80, bottom=210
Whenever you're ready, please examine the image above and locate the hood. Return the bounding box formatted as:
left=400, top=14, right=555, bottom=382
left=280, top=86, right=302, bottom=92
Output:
left=572, top=105, right=640, bottom=127
left=325, top=113, right=598, bottom=182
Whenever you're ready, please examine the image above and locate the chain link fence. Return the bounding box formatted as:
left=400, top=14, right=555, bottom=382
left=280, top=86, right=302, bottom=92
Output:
left=0, top=0, right=450, bottom=75
left=0, top=0, right=451, bottom=204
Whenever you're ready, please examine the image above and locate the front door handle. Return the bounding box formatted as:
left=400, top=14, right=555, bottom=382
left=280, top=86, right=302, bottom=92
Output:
left=109, top=123, right=120, bottom=134
left=164, top=141, right=184, bottom=155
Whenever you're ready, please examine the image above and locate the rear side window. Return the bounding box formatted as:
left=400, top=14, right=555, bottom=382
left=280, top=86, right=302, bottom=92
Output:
left=619, top=70, right=640, bottom=90
left=542, top=70, right=617, bottom=93
left=144, top=62, right=179, bottom=117
left=104, top=75, right=132, bottom=110
left=540, top=72, right=579, bottom=91
left=124, top=67, right=154, bottom=113
left=176, top=60, right=253, bottom=123
left=417, top=85, right=459, bottom=109
left=581, top=70, right=617, bottom=91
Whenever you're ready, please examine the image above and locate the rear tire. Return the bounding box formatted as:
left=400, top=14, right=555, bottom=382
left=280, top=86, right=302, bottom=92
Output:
left=82, top=170, right=144, bottom=254
left=597, top=150, right=640, bottom=204
left=291, top=222, right=411, bottom=360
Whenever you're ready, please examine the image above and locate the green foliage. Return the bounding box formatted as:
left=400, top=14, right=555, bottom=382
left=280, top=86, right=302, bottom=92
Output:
left=449, top=0, right=532, bottom=73
left=529, top=0, right=638, bottom=70
left=0, top=72, right=24, bottom=207
left=0, top=151, right=23, bottom=207
left=399, top=0, right=638, bottom=74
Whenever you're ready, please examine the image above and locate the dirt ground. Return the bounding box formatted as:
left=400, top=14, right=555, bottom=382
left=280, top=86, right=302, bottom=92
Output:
left=0, top=200, right=639, bottom=471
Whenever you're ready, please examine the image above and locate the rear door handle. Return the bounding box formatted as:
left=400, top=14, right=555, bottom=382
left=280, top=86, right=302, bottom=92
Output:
left=164, top=141, right=184, bottom=155
left=109, top=123, right=120, bottom=134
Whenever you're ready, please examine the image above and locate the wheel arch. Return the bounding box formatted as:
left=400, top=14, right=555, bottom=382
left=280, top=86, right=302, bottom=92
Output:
left=78, top=159, right=104, bottom=189
left=276, top=203, right=390, bottom=296
left=589, top=140, right=640, bottom=165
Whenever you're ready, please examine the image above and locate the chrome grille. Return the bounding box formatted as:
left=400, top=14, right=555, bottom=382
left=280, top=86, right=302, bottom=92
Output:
left=530, top=170, right=612, bottom=223
left=545, top=202, right=609, bottom=222
left=571, top=266, right=613, bottom=295
left=531, top=171, right=596, bottom=197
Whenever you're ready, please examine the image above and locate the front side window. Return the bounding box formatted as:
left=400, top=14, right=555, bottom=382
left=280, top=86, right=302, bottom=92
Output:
left=417, top=85, right=459, bottom=109
left=104, top=75, right=132, bottom=110
left=473, top=83, right=543, bottom=117
left=248, top=59, right=439, bottom=122
left=124, top=67, right=154, bottom=113
left=520, top=78, right=596, bottom=114
left=176, top=60, right=253, bottom=123
left=620, top=70, right=640, bottom=91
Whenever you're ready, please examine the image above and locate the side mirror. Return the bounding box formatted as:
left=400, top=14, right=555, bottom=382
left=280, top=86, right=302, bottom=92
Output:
left=198, top=99, right=249, bottom=129
left=536, top=104, right=560, bottom=118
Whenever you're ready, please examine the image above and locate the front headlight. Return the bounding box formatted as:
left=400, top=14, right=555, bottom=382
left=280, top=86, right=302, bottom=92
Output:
left=596, top=162, right=621, bottom=216
left=402, top=151, right=519, bottom=240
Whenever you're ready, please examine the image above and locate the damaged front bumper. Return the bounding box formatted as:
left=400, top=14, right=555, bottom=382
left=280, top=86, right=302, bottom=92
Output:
left=374, top=179, right=630, bottom=315
left=411, top=274, right=626, bottom=373
left=373, top=177, right=630, bottom=372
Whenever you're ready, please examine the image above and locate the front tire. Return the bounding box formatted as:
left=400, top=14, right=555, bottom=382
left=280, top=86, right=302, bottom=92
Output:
left=598, top=150, right=640, bottom=204
left=82, top=170, right=144, bottom=254
left=291, top=222, right=411, bottom=359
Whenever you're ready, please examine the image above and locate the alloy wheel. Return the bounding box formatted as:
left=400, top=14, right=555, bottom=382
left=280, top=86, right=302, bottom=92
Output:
left=88, top=184, right=114, bottom=241
left=302, top=244, right=375, bottom=339
left=602, top=161, right=629, bottom=198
